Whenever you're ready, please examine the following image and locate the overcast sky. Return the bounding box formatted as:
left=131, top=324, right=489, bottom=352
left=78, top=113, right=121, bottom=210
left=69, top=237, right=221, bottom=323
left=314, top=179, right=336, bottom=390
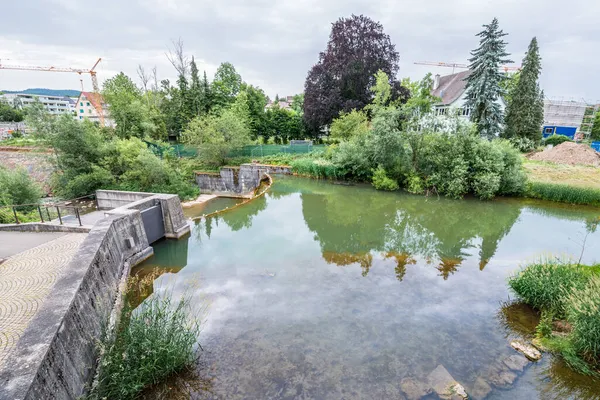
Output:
left=1, top=0, right=598, bottom=102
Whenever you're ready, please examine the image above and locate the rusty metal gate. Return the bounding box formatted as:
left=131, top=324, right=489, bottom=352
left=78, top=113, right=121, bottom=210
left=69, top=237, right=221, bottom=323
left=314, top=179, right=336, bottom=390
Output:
left=141, top=204, right=165, bottom=244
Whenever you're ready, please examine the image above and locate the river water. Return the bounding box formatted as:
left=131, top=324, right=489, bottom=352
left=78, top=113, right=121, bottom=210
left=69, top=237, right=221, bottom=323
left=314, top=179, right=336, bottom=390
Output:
left=136, top=176, right=600, bottom=399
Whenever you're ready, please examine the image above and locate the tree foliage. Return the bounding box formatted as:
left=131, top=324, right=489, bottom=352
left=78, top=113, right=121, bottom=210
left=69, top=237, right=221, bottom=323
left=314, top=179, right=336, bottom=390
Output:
left=464, top=18, right=512, bottom=139
left=0, top=100, right=24, bottom=122
left=590, top=111, right=600, bottom=141
left=502, top=37, right=544, bottom=143
left=212, top=62, right=242, bottom=110
left=303, top=14, right=402, bottom=133
left=330, top=109, right=369, bottom=140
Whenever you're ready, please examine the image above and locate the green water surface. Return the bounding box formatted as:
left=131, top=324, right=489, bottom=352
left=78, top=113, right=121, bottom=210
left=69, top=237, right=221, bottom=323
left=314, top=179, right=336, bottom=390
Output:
left=137, top=176, right=600, bottom=399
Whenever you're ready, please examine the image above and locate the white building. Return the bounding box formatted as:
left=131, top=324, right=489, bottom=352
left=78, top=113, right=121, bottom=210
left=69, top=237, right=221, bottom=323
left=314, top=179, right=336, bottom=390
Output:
left=0, top=93, right=74, bottom=115
left=430, top=71, right=506, bottom=118
left=75, top=91, right=111, bottom=125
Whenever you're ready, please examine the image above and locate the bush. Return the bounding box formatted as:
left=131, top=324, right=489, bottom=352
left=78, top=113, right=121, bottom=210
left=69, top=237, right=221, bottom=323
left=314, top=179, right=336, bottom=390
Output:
left=567, top=275, right=600, bottom=365
left=330, top=109, right=369, bottom=140
left=56, top=166, right=116, bottom=199
left=509, top=136, right=537, bottom=153
left=527, top=182, right=600, bottom=206
left=90, top=292, right=202, bottom=400
left=544, top=134, right=572, bottom=146
left=509, top=260, right=590, bottom=317
left=372, top=166, right=399, bottom=191
left=0, top=167, right=42, bottom=207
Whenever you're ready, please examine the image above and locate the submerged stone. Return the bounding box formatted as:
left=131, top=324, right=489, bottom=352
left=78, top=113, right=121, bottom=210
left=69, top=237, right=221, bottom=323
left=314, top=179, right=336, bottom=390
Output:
left=400, top=377, right=431, bottom=400
left=503, top=354, right=530, bottom=372
left=470, top=377, right=492, bottom=400
left=427, top=365, right=468, bottom=400
left=510, top=340, right=542, bottom=361
left=486, top=362, right=518, bottom=388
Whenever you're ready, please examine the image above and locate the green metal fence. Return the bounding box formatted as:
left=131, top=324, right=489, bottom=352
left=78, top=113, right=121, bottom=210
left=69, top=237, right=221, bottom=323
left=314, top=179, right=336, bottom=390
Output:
left=145, top=141, right=325, bottom=159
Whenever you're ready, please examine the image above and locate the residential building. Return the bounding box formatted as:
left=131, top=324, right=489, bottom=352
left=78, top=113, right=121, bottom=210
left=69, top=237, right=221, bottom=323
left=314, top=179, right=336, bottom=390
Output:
left=75, top=91, right=112, bottom=125
left=265, top=95, right=294, bottom=111
left=0, top=93, right=73, bottom=115
left=430, top=71, right=506, bottom=118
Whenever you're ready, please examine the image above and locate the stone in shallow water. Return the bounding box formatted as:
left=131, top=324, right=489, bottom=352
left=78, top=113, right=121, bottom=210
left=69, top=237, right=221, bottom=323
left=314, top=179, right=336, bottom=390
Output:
left=427, top=365, right=468, bottom=400
left=400, top=377, right=431, bottom=400
left=486, top=362, right=518, bottom=388
left=502, top=354, right=530, bottom=372
left=510, top=340, right=542, bottom=361
left=470, top=377, right=492, bottom=400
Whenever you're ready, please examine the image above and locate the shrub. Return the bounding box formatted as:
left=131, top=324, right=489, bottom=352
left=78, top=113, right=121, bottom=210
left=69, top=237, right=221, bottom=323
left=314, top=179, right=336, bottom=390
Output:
left=330, top=109, right=369, bottom=140
left=0, top=167, right=42, bottom=207
left=509, top=136, right=537, bottom=153
left=509, top=260, right=590, bottom=317
left=90, top=293, right=202, bottom=400
left=372, top=167, right=399, bottom=191
left=567, top=275, right=600, bottom=365
left=527, top=182, right=600, bottom=206
left=405, top=173, right=424, bottom=194
left=544, top=134, right=572, bottom=146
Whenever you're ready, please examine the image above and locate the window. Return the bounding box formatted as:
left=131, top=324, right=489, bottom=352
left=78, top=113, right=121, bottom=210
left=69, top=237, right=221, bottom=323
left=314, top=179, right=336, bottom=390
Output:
left=545, top=128, right=553, bottom=134
left=86, top=102, right=90, bottom=106
left=80, top=102, right=83, bottom=106
left=88, top=109, right=92, bottom=113
left=79, top=116, right=83, bottom=120
left=80, top=109, right=84, bottom=113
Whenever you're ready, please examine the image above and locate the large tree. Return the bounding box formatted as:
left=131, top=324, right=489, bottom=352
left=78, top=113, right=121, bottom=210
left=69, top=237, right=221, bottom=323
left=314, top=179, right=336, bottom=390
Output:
left=239, top=83, right=267, bottom=139
left=212, top=62, right=242, bottom=110
left=502, top=37, right=544, bottom=142
left=188, top=56, right=203, bottom=117
left=303, top=15, right=401, bottom=133
left=464, top=18, right=512, bottom=139
left=591, top=110, right=600, bottom=141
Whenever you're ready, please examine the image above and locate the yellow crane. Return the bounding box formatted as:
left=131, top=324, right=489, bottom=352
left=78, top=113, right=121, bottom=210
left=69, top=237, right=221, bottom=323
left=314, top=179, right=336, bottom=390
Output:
left=0, top=58, right=102, bottom=92
left=0, top=58, right=105, bottom=125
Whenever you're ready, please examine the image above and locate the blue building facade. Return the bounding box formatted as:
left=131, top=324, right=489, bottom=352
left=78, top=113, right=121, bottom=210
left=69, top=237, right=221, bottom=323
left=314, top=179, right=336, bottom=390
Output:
left=542, top=125, right=577, bottom=139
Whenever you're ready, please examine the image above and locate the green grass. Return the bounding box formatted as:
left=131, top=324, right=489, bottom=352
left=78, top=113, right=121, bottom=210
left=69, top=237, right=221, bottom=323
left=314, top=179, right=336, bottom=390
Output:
left=88, top=288, right=202, bottom=400
left=509, top=260, right=600, bottom=376
left=509, top=260, right=591, bottom=317
left=290, top=158, right=342, bottom=179
left=526, top=181, right=600, bottom=207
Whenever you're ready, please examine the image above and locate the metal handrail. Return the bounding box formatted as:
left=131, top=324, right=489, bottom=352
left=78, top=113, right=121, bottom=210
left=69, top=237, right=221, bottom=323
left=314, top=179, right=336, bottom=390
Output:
left=0, top=194, right=96, bottom=226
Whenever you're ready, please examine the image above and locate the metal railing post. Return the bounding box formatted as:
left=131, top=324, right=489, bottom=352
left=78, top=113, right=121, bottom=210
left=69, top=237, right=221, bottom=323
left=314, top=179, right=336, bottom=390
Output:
left=46, top=207, right=51, bottom=221
left=38, top=205, right=44, bottom=223
left=56, top=206, right=63, bottom=225
left=12, top=207, right=19, bottom=224
left=76, top=208, right=82, bottom=226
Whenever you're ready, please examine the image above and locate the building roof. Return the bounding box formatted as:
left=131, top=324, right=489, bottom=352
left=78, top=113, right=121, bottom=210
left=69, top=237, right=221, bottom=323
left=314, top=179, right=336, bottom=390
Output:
left=431, top=70, right=471, bottom=105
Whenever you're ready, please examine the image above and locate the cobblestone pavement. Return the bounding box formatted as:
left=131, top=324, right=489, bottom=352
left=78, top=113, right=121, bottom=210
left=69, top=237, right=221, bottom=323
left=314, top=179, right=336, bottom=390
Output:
left=0, top=233, right=86, bottom=368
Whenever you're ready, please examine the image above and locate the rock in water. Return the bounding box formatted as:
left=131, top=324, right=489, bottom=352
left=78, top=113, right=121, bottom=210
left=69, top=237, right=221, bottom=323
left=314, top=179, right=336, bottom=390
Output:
left=427, top=365, right=468, bottom=399
left=502, top=354, right=530, bottom=372
left=510, top=340, right=542, bottom=361
left=470, top=377, right=492, bottom=400
left=486, top=362, right=517, bottom=388
left=400, top=377, right=431, bottom=400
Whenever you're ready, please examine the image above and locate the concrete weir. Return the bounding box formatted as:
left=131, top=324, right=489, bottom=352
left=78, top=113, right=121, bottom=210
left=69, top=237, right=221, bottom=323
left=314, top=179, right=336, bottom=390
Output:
left=0, top=190, right=190, bottom=400
left=195, top=163, right=291, bottom=197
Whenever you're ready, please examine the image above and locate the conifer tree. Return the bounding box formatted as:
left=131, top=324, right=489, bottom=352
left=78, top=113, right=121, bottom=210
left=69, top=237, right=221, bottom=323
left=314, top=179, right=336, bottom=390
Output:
left=189, top=56, right=203, bottom=116
left=590, top=110, right=600, bottom=141
left=502, top=37, right=544, bottom=142
left=464, top=18, right=512, bottom=139
left=200, top=71, right=212, bottom=114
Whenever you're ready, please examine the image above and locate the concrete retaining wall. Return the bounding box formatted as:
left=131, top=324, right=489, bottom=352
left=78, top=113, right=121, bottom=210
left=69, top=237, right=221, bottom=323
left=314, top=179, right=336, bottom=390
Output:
left=96, top=190, right=154, bottom=210
left=195, top=164, right=291, bottom=197
left=0, top=210, right=153, bottom=400
left=0, top=223, right=91, bottom=233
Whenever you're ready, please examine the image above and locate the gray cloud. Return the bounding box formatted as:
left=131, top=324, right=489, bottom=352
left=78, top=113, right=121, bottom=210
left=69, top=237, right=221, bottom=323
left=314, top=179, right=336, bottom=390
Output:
left=1, top=0, right=598, bottom=101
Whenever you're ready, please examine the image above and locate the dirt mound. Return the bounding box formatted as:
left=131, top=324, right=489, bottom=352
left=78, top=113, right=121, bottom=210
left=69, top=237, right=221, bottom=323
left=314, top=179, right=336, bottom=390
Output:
left=529, top=142, right=600, bottom=166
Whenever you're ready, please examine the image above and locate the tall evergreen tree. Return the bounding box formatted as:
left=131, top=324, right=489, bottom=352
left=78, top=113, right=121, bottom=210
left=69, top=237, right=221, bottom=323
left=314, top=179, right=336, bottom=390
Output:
left=590, top=110, right=600, bottom=141
left=502, top=37, right=544, bottom=142
left=200, top=71, right=212, bottom=114
left=464, top=18, right=512, bottom=140
left=189, top=56, right=203, bottom=116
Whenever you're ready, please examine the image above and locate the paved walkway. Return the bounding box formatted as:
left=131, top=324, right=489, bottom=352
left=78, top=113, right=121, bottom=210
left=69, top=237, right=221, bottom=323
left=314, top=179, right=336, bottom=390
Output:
left=0, top=232, right=67, bottom=260
left=0, top=233, right=87, bottom=368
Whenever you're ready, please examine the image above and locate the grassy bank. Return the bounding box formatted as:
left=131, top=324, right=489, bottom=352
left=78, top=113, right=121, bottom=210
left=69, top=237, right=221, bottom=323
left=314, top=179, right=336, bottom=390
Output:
left=509, top=260, right=600, bottom=376
left=524, top=160, right=600, bottom=190
left=526, top=182, right=600, bottom=207
left=88, top=276, right=203, bottom=400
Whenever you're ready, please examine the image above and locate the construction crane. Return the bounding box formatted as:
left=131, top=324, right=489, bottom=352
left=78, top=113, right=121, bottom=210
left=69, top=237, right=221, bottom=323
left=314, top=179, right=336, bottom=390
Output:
left=414, top=61, right=521, bottom=74
left=0, top=58, right=102, bottom=92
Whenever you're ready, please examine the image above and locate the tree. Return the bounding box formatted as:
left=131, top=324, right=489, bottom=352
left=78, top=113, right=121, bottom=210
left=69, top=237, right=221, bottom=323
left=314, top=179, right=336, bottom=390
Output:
left=200, top=71, right=212, bottom=114
left=103, top=72, right=156, bottom=138
left=239, top=83, right=267, bottom=139
left=464, top=18, right=512, bottom=140
left=591, top=111, right=600, bottom=141
left=291, top=94, right=304, bottom=114
left=500, top=71, right=521, bottom=105
left=502, top=37, right=544, bottom=142
left=262, top=107, right=305, bottom=143
left=0, top=100, right=24, bottom=122
left=188, top=56, right=203, bottom=117
left=183, top=108, right=250, bottom=166
left=303, top=15, right=401, bottom=133
left=330, top=109, right=369, bottom=140
left=212, top=62, right=242, bottom=110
